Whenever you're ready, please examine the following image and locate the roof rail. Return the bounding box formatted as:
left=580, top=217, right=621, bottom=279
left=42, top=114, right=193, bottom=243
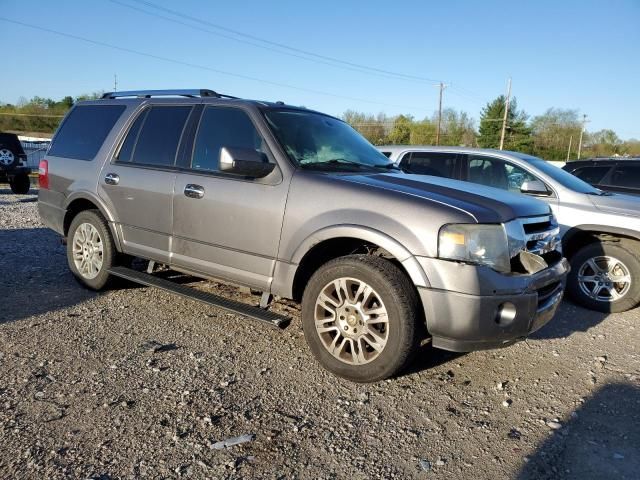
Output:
left=100, top=89, right=238, bottom=99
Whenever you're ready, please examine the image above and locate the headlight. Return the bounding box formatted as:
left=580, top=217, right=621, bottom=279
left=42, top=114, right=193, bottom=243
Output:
left=438, top=224, right=511, bottom=273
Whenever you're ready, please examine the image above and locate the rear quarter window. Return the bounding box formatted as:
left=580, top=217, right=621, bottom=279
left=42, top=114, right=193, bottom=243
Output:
left=48, top=105, right=126, bottom=160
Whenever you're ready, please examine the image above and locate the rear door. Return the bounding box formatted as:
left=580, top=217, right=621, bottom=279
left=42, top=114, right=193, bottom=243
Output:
left=171, top=105, right=289, bottom=290
left=98, top=104, right=194, bottom=262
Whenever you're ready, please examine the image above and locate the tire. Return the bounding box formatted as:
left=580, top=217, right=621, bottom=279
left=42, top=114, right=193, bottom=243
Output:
left=301, top=255, right=421, bottom=382
left=567, top=240, right=640, bottom=313
left=9, top=173, right=30, bottom=194
left=0, top=146, right=18, bottom=169
left=67, top=210, right=116, bottom=290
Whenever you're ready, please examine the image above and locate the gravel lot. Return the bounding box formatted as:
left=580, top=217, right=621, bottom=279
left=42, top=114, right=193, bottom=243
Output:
left=1, top=189, right=639, bottom=479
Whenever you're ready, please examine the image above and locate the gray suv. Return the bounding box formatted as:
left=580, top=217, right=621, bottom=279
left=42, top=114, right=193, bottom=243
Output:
left=380, top=145, right=640, bottom=313
left=38, top=90, right=568, bottom=382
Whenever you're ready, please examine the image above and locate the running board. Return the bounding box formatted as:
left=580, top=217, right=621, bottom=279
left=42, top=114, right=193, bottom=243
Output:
left=108, top=266, right=290, bottom=329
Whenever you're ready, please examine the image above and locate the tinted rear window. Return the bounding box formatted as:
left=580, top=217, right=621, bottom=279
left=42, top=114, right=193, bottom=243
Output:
left=570, top=165, right=611, bottom=184
left=610, top=165, right=640, bottom=188
left=400, top=152, right=457, bottom=178
left=120, top=106, right=191, bottom=167
left=49, top=105, right=126, bottom=160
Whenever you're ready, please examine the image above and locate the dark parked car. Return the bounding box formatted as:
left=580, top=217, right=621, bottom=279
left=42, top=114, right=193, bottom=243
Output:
left=563, top=158, right=640, bottom=196
left=0, top=132, right=32, bottom=194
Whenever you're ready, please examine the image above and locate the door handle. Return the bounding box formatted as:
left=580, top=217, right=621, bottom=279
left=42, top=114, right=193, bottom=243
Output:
left=104, top=173, right=120, bottom=185
left=184, top=184, right=205, bottom=199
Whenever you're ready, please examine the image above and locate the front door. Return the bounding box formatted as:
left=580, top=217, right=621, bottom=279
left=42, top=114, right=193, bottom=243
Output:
left=171, top=105, right=289, bottom=290
left=98, top=105, right=193, bottom=263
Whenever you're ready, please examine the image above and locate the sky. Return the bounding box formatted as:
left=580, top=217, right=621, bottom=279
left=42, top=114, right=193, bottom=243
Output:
left=2, top=0, right=639, bottom=138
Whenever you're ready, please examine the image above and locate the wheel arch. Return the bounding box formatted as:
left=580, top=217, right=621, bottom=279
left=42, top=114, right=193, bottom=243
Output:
left=285, top=225, right=429, bottom=302
left=563, top=225, right=640, bottom=259
left=63, top=192, right=122, bottom=250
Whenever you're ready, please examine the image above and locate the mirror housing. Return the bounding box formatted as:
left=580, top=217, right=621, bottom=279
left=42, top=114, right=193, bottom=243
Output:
left=219, top=147, right=275, bottom=178
left=520, top=179, right=550, bottom=196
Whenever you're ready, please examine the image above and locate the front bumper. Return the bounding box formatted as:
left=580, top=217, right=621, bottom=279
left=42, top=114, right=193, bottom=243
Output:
left=417, top=257, right=569, bottom=352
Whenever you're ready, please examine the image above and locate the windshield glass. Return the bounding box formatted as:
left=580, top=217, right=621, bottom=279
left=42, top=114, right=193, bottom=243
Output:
left=263, top=109, right=395, bottom=170
left=513, top=152, right=602, bottom=194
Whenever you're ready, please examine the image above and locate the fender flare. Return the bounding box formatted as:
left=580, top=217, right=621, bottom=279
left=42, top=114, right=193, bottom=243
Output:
left=64, top=191, right=123, bottom=251
left=290, top=224, right=430, bottom=288
left=563, top=224, right=640, bottom=249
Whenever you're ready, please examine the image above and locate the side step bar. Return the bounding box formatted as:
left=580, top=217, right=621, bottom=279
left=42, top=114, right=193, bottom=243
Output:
left=108, top=266, right=290, bottom=329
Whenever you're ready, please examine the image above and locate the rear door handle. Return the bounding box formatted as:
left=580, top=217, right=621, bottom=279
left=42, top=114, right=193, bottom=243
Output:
left=184, top=184, right=205, bottom=199
left=104, top=173, right=120, bottom=185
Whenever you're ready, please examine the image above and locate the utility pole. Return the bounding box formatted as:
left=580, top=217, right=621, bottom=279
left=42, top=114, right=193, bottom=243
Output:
left=566, top=135, right=573, bottom=161
left=577, top=114, right=589, bottom=159
left=499, top=77, right=512, bottom=150
left=435, top=82, right=447, bottom=146
left=114, top=74, right=118, bottom=92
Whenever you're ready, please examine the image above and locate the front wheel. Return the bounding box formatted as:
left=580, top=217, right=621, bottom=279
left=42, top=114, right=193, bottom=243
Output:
left=9, top=173, right=30, bottom=194
left=301, top=255, right=421, bottom=382
left=67, top=210, right=116, bottom=290
left=567, top=241, right=640, bottom=313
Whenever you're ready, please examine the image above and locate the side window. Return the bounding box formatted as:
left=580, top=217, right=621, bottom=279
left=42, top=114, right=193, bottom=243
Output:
left=467, top=155, right=539, bottom=192
left=380, top=151, right=392, bottom=158
left=191, top=107, right=268, bottom=172
left=49, top=105, right=126, bottom=160
left=400, top=152, right=457, bottom=178
left=117, top=106, right=191, bottom=167
left=117, top=110, right=148, bottom=162
left=609, top=165, right=640, bottom=188
left=570, top=165, right=611, bottom=185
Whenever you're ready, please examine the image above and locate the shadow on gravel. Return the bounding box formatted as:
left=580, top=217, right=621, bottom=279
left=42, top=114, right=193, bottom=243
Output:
left=518, top=382, right=640, bottom=480
left=529, top=301, right=609, bottom=341
left=0, top=227, right=98, bottom=324
left=401, top=343, right=466, bottom=377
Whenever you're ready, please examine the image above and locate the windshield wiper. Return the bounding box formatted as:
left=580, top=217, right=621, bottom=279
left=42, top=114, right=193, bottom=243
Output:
left=300, top=158, right=378, bottom=170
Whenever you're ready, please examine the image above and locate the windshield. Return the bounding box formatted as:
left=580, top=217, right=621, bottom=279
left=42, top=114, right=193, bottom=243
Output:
left=263, top=109, right=395, bottom=171
left=513, top=153, right=602, bottom=194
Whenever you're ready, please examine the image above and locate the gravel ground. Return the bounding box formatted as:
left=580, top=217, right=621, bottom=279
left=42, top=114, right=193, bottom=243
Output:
left=1, top=189, right=639, bottom=480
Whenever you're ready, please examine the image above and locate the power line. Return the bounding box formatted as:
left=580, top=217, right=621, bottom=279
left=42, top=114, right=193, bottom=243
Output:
left=118, top=0, right=445, bottom=85
left=109, top=0, right=440, bottom=85
left=0, top=16, right=422, bottom=111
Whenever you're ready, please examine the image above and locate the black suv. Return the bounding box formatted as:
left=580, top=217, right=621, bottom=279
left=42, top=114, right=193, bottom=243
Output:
left=0, top=132, right=31, bottom=194
left=563, top=158, right=640, bottom=196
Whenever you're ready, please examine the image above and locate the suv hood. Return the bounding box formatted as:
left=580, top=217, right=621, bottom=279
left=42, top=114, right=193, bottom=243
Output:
left=337, top=173, right=551, bottom=223
left=588, top=192, right=640, bottom=217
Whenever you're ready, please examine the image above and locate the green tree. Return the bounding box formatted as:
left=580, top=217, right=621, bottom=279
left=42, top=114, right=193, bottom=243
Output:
left=478, top=96, right=531, bottom=151
left=387, top=115, right=413, bottom=144
left=530, top=108, right=581, bottom=160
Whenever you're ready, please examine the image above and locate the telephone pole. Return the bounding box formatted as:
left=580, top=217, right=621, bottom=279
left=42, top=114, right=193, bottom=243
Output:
left=114, top=74, right=118, bottom=92
left=577, top=114, right=589, bottom=159
left=499, top=77, right=512, bottom=150
left=435, top=82, right=447, bottom=146
left=566, top=135, right=573, bottom=161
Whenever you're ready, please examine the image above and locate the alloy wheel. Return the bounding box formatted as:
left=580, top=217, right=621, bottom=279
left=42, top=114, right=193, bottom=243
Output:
left=314, top=277, right=389, bottom=365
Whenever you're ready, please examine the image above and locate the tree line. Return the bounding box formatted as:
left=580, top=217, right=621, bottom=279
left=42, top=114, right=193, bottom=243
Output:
left=343, top=95, right=639, bottom=160
left=1, top=93, right=638, bottom=160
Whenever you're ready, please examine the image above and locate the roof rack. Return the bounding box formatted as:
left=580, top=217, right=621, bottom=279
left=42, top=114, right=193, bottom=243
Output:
left=101, top=89, right=238, bottom=99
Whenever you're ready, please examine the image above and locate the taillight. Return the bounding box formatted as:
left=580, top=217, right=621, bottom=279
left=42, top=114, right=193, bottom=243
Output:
left=38, top=159, right=49, bottom=189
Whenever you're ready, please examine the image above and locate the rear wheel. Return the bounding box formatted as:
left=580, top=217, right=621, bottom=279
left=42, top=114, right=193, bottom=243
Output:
left=67, top=210, right=116, bottom=290
left=567, top=241, right=640, bottom=312
left=9, top=173, right=30, bottom=194
left=301, top=255, right=421, bottom=382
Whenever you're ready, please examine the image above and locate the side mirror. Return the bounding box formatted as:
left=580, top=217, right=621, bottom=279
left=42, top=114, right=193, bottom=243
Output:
left=520, top=179, right=550, bottom=196
left=219, top=147, right=275, bottom=178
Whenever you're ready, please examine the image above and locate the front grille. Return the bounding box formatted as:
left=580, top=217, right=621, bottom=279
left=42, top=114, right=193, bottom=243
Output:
left=521, top=215, right=561, bottom=256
